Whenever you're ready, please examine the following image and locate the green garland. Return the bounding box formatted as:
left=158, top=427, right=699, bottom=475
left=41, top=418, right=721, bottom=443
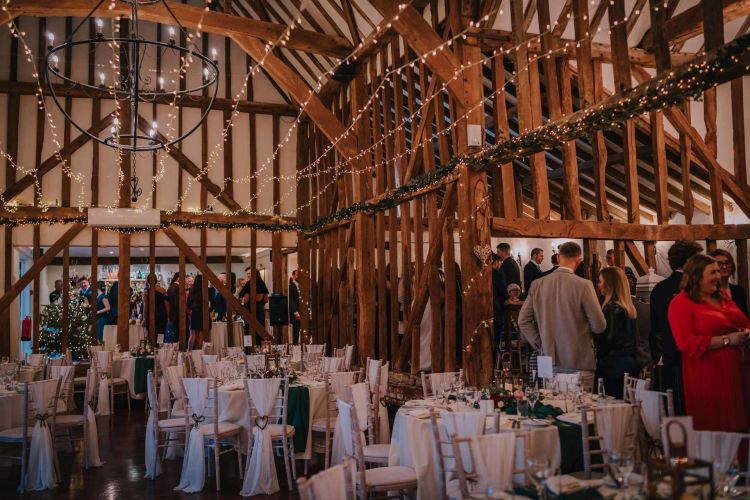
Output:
left=3, top=33, right=750, bottom=234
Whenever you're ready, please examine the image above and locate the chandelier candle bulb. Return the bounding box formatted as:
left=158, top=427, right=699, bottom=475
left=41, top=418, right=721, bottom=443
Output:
left=168, top=26, right=175, bottom=44
left=46, top=32, right=54, bottom=49
left=98, top=72, right=105, bottom=87
left=95, top=18, right=103, bottom=37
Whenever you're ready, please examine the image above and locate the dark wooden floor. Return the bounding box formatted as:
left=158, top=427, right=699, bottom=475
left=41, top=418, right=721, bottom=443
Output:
left=0, top=398, right=303, bottom=499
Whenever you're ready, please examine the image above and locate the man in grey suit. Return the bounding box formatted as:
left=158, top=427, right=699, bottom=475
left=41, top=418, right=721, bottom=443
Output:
left=518, top=241, right=606, bottom=390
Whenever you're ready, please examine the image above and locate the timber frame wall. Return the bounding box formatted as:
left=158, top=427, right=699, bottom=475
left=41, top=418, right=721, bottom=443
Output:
left=2, top=0, right=750, bottom=385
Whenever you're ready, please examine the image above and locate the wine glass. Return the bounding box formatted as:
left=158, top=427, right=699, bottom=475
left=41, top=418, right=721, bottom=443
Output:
left=715, top=459, right=741, bottom=497
left=597, top=378, right=607, bottom=403
left=527, top=457, right=552, bottom=499
left=526, top=386, right=539, bottom=415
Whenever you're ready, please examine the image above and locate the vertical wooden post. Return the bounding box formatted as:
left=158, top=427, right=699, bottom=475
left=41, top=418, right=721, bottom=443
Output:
left=702, top=0, right=725, bottom=224
left=296, top=121, right=311, bottom=344
left=491, top=56, right=518, bottom=218
left=644, top=241, right=657, bottom=272
left=351, top=67, right=376, bottom=363
left=456, top=0, right=493, bottom=385
left=148, top=232, right=156, bottom=345
left=117, top=234, right=130, bottom=348
left=33, top=227, right=41, bottom=354
left=272, top=115, right=283, bottom=343
left=90, top=230, right=98, bottom=342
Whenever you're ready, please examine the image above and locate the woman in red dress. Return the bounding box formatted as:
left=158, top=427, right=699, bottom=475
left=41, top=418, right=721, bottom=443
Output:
left=668, top=254, right=750, bottom=432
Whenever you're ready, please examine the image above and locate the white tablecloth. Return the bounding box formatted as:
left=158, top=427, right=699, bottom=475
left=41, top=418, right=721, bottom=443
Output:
left=17, top=366, right=43, bottom=382
left=210, top=321, right=244, bottom=351
left=215, top=377, right=325, bottom=458
left=103, top=324, right=146, bottom=350
left=389, top=400, right=561, bottom=500
left=0, top=391, right=25, bottom=431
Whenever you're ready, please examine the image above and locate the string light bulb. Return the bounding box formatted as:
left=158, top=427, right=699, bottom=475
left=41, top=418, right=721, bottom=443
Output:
left=95, top=18, right=103, bottom=37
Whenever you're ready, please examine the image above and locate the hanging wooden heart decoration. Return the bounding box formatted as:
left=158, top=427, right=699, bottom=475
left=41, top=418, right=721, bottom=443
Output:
left=473, top=244, right=492, bottom=263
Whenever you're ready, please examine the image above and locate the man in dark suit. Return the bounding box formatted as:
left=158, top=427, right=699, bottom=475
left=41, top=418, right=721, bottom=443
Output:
left=288, top=270, right=301, bottom=343
left=492, top=253, right=509, bottom=351
left=497, top=242, right=521, bottom=287
left=649, top=240, right=703, bottom=415
left=523, top=248, right=544, bottom=297
left=541, top=254, right=559, bottom=277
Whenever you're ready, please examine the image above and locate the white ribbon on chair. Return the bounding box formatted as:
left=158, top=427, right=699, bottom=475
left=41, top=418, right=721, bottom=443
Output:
left=83, top=369, right=104, bottom=468
left=175, top=378, right=209, bottom=493
left=367, top=360, right=390, bottom=443
left=309, top=461, right=350, bottom=499
left=157, top=348, right=174, bottom=412
left=241, top=377, right=282, bottom=496
left=471, top=432, right=516, bottom=494
left=189, top=350, right=205, bottom=377
left=336, top=399, right=356, bottom=458
left=25, top=379, right=59, bottom=491
left=95, top=350, right=112, bottom=416
left=48, top=365, right=75, bottom=413
left=144, top=371, right=161, bottom=479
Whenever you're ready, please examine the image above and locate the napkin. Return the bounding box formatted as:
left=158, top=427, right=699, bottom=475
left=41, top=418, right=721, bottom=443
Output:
left=406, top=409, right=431, bottom=419
left=545, top=475, right=603, bottom=496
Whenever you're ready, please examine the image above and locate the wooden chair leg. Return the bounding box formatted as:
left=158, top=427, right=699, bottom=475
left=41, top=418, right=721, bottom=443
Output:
left=214, top=440, right=221, bottom=491
left=283, top=438, right=293, bottom=490
left=235, top=438, right=243, bottom=479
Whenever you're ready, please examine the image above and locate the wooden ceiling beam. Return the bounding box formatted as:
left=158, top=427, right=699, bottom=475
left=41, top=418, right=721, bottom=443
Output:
left=4, top=0, right=352, bottom=58
left=642, top=0, right=750, bottom=49
left=369, top=0, right=467, bottom=104
left=491, top=217, right=750, bottom=241
left=469, top=27, right=696, bottom=67
left=340, top=0, right=363, bottom=46
left=0, top=80, right=298, bottom=116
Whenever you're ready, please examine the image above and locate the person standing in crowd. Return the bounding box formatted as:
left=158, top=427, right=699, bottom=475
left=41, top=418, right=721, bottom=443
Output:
left=492, top=253, right=509, bottom=351
left=649, top=240, right=703, bottom=415
left=79, top=278, right=93, bottom=305
left=523, top=248, right=544, bottom=296
left=709, top=249, right=749, bottom=317
left=505, top=283, right=524, bottom=306
left=95, top=281, right=110, bottom=343
left=49, top=279, right=64, bottom=304
left=518, top=242, right=607, bottom=390
left=142, top=275, right=169, bottom=342
left=288, top=270, right=301, bottom=344
left=210, top=273, right=228, bottom=321
left=187, top=274, right=211, bottom=350
left=239, top=267, right=270, bottom=345
left=496, top=243, right=522, bottom=286
left=541, top=253, right=559, bottom=277
left=606, top=249, right=637, bottom=294
left=184, top=275, right=194, bottom=338
left=166, top=273, right=180, bottom=343
left=107, top=281, right=119, bottom=327
left=668, top=254, right=750, bottom=431
left=594, top=267, right=640, bottom=399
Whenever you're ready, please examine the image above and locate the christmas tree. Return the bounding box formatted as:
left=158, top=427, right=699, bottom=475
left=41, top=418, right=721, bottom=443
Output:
left=40, top=289, right=94, bottom=359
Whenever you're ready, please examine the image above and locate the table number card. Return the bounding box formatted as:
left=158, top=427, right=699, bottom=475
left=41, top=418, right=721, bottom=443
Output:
left=537, top=356, right=554, bottom=379
left=157, top=334, right=164, bottom=345
left=243, top=335, right=253, bottom=347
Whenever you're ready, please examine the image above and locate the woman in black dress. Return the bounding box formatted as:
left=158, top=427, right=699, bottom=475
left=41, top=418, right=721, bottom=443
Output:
left=142, top=275, right=170, bottom=343
left=187, top=274, right=211, bottom=350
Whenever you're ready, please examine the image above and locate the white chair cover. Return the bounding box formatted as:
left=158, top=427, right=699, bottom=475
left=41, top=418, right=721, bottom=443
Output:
left=226, top=347, right=244, bottom=360
left=48, top=365, right=74, bottom=413
left=321, top=357, right=344, bottom=373
left=25, top=379, right=59, bottom=491
left=329, top=372, right=360, bottom=466
left=246, top=354, right=266, bottom=371
left=440, top=411, right=486, bottom=474
left=635, top=389, right=663, bottom=440
left=175, top=378, right=210, bottom=493
left=291, top=345, right=302, bottom=363
left=83, top=369, right=103, bottom=468
left=205, top=361, right=236, bottom=380
left=163, top=365, right=185, bottom=460
left=336, top=399, right=356, bottom=458
left=95, top=350, right=112, bottom=416
left=201, top=354, right=219, bottom=365
left=343, top=345, right=354, bottom=370
left=366, top=360, right=389, bottom=443
left=693, top=431, right=743, bottom=474
left=62, top=350, right=73, bottom=366
left=429, top=372, right=457, bottom=396
left=308, top=461, right=351, bottom=500
left=241, top=378, right=282, bottom=496
left=189, top=350, right=205, bottom=377
left=307, top=344, right=325, bottom=354
left=594, top=405, right=635, bottom=455
left=470, top=432, right=516, bottom=493
left=349, top=382, right=370, bottom=432
left=157, top=347, right=174, bottom=412
left=27, top=353, right=45, bottom=367
left=47, top=357, right=63, bottom=368
left=144, top=371, right=161, bottom=479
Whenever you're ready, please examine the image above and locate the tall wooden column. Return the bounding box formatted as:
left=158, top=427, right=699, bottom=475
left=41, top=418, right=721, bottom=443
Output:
left=456, top=1, right=493, bottom=385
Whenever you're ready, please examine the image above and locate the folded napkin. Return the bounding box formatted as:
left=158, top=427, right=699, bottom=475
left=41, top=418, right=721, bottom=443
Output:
left=545, top=475, right=603, bottom=496
left=406, top=409, right=431, bottom=419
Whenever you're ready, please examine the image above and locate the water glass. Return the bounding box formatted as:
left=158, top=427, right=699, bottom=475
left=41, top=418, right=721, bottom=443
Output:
left=527, top=457, right=553, bottom=499
left=517, top=398, right=530, bottom=418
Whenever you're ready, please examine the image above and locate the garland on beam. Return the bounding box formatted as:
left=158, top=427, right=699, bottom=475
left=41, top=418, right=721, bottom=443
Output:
left=3, top=33, right=750, bottom=234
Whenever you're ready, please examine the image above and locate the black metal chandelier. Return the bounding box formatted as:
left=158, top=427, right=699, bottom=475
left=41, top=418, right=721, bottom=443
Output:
left=44, top=0, right=219, bottom=200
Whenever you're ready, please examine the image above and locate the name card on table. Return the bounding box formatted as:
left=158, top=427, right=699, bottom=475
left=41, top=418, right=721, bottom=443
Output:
left=243, top=335, right=253, bottom=347
left=157, top=334, right=164, bottom=345
left=537, top=356, right=554, bottom=379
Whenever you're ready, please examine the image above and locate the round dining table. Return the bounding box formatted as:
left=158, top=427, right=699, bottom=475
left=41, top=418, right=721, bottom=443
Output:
left=209, top=321, right=244, bottom=352
left=103, top=324, right=146, bottom=350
